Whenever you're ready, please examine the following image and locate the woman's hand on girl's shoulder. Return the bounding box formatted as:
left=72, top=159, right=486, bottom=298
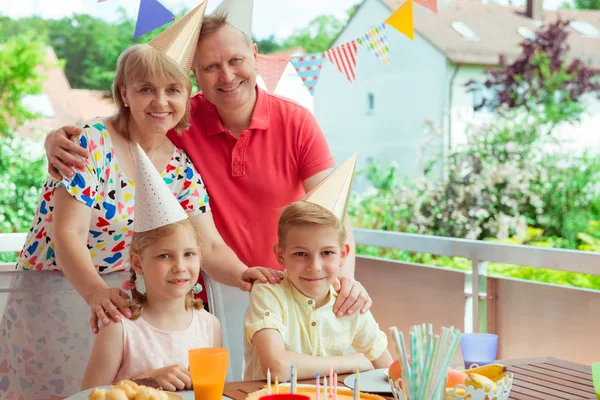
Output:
left=136, top=364, right=192, bottom=392
left=88, top=287, right=132, bottom=333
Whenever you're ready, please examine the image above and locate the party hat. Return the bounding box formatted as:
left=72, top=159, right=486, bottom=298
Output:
left=302, top=154, right=357, bottom=224
left=148, top=1, right=208, bottom=71
left=134, top=144, right=188, bottom=232
left=212, top=0, right=254, bottom=37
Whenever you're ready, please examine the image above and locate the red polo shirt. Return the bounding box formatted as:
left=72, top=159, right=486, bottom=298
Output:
left=168, top=87, right=334, bottom=301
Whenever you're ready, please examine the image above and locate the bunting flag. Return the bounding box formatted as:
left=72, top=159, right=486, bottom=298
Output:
left=414, top=0, right=438, bottom=13
left=134, top=0, right=175, bottom=39
left=256, top=54, right=290, bottom=93
left=357, top=23, right=390, bottom=64
left=385, top=0, right=415, bottom=40
left=290, top=53, right=326, bottom=96
left=325, top=41, right=358, bottom=83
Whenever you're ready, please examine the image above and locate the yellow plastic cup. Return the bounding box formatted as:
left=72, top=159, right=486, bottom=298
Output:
left=189, top=348, right=229, bottom=400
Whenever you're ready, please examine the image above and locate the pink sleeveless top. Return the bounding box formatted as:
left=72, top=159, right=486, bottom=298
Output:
left=115, top=309, right=215, bottom=381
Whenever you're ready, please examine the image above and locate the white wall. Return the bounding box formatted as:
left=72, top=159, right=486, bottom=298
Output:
left=314, top=0, right=451, bottom=190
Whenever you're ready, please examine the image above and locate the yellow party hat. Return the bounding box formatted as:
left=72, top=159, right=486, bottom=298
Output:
left=302, top=154, right=357, bottom=224
left=148, top=1, right=208, bottom=71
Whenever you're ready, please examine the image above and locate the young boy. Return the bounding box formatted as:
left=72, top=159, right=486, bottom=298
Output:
left=243, top=156, right=393, bottom=381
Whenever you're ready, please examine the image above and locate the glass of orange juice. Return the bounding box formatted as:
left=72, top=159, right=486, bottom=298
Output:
left=189, top=348, right=229, bottom=400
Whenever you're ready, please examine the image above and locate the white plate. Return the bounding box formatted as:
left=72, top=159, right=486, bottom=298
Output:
left=343, top=368, right=392, bottom=394
left=65, top=386, right=232, bottom=399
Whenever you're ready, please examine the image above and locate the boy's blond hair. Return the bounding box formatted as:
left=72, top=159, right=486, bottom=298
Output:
left=112, top=44, right=192, bottom=135
left=277, top=201, right=346, bottom=249
left=127, top=219, right=203, bottom=319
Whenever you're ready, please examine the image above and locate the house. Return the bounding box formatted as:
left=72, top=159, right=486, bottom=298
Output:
left=256, top=47, right=316, bottom=113
left=314, top=0, right=600, bottom=183
left=17, top=47, right=116, bottom=140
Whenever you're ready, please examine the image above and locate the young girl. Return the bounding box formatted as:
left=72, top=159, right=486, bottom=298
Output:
left=81, top=218, right=221, bottom=391
left=80, top=144, right=222, bottom=392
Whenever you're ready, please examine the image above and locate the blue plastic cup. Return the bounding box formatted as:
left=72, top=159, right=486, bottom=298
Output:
left=460, top=333, right=498, bottom=369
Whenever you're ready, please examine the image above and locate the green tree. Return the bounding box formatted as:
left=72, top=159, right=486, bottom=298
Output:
left=0, top=31, right=48, bottom=261
left=282, top=14, right=346, bottom=53
left=568, top=0, right=600, bottom=9
left=0, top=32, right=47, bottom=137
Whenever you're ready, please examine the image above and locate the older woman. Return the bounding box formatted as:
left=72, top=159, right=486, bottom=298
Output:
left=0, top=6, right=279, bottom=398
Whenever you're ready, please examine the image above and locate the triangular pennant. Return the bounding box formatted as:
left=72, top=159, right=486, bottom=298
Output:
left=148, top=1, right=207, bottom=71
left=357, top=23, right=390, bottom=65
left=414, top=0, right=438, bottom=13
left=134, top=0, right=175, bottom=39
left=385, top=0, right=415, bottom=40
left=256, top=54, right=290, bottom=92
left=302, top=154, right=357, bottom=225
left=325, top=41, right=358, bottom=83
left=290, top=53, right=325, bottom=96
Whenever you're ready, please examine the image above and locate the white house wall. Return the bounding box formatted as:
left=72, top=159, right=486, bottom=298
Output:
left=314, top=0, right=452, bottom=189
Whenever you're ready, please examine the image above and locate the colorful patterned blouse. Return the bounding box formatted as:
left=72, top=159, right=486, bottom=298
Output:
left=17, top=118, right=210, bottom=274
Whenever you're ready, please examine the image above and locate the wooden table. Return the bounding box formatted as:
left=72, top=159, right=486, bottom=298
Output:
left=223, top=357, right=597, bottom=400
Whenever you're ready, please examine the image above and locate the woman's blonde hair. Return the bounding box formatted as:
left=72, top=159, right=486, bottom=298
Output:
left=112, top=44, right=192, bottom=135
left=277, top=201, right=346, bottom=249
left=127, top=219, right=203, bottom=319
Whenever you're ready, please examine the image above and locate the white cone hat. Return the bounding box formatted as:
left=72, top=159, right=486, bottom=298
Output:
left=148, top=1, right=208, bottom=71
left=134, top=144, right=188, bottom=232
left=212, top=0, right=254, bottom=37
left=302, top=154, right=357, bottom=224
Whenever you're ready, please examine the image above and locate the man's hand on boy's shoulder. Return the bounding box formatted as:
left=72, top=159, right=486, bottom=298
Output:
left=240, top=267, right=284, bottom=292
left=332, top=276, right=372, bottom=317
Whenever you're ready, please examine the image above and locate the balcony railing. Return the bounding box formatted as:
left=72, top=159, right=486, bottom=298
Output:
left=2, top=229, right=599, bottom=364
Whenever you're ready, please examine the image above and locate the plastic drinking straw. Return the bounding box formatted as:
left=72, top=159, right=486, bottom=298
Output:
left=592, top=362, right=600, bottom=399
left=398, top=330, right=412, bottom=394
left=316, top=373, right=320, bottom=400
left=390, top=327, right=412, bottom=392
left=410, top=332, right=419, bottom=397
left=426, top=328, right=449, bottom=399
left=432, top=329, right=461, bottom=399
left=421, top=335, right=439, bottom=400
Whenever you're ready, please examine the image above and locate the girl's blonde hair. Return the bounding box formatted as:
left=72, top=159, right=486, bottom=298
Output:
left=277, top=201, right=346, bottom=249
left=111, top=44, right=192, bottom=135
left=127, top=219, right=203, bottom=319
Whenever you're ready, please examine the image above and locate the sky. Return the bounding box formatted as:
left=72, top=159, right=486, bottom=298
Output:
left=2, top=0, right=566, bottom=39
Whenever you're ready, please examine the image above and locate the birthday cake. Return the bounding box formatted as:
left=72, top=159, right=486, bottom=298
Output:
left=245, top=386, right=386, bottom=400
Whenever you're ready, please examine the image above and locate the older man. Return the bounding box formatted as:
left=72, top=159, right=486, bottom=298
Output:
left=44, top=0, right=371, bottom=316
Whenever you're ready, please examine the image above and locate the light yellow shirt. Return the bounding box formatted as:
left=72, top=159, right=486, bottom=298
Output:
left=243, top=273, right=388, bottom=380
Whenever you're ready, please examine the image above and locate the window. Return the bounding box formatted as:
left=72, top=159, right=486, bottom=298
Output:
left=471, top=84, right=497, bottom=114
left=569, top=20, right=600, bottom=38
left=367, top=92, right=375, bottom=115
left=451, top=22, right=479, bottom=41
